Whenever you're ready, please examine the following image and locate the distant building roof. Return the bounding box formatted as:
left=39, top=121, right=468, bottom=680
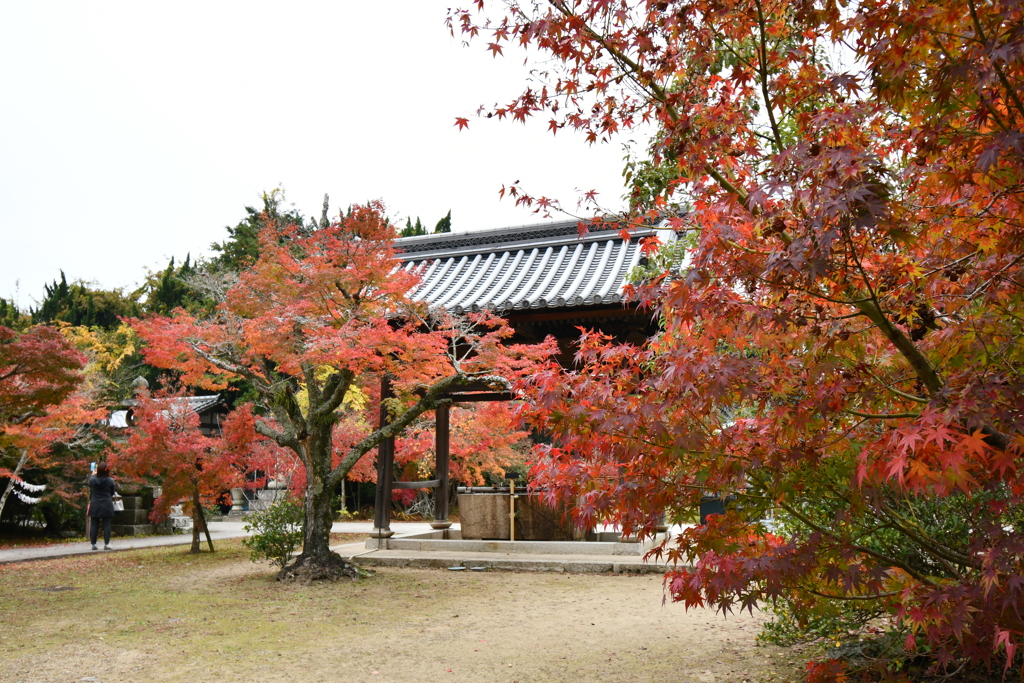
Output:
left=173, top=395, right=223, bottom=415
left=395, top=219, right=674, bottom=314
left=107, top=394, right=224, bottom=429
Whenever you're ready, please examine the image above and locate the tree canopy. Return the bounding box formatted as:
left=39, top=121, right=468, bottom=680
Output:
left=131, top=200, right=554, bottom=580
left=0, top=324, right=92, bottom=521
left=209, top=189, right=305, bottom=272
left=453, top=0, right=1024, bottom=674
left=31, top=272, right=142, bottom=331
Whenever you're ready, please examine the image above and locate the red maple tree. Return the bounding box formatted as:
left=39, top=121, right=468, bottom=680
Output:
left=0, top=325, right=90, bottom=520
left=131, top=201, right=554, bottom=578
left=395, top=402, right=529, bottom=487
left=111, top=388, right=248, bottom=553
left=454, top=0, right=1024, bottom=673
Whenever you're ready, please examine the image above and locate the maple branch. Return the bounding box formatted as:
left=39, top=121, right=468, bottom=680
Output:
left=801, top=586, right=901, bottom=602
left=754, top=0, right=783, bottom=150
left=302, top=362, right=319, bottom=408
left=967, top=253, right=1024, bottom=300
left=549, top=2, right=661, bottom=108
left=254, top=419, right=300, bottom=452
left=852, top=298, right=1012, bottom=451
left=186, top=341, right=272, bottom=394
left=875, top=503, right=973, bottom=573
left=0, top=448, right=30, bottom=521
left=318, top=368, right=356, bottom=417
left=271, top=383, right=308, bottom=440
left=0, top=364, right=24, bottom=384
left=845, top=409, right=921, bottom=420
left=547, top=0, right=753, bottom=210
left=8, top=410, right=44, bottom=426
left=853, top=298, right=943, bottom=396
left=966, top=0, right=1024, bottom=122
left=867, top=373, right=931, bottom=404
left=917, top=250, right=980, bottom=279
left=756, top=477, right=939, bottom=587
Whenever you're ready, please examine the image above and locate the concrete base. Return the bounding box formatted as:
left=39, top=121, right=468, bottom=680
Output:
left=429, top=520, right=453, bottom=530
left=362, top=529, right=663, bottom=556
left=337, top=540, right=673, bottom=574
left=367, top=527, right=394, bottom=539
left=339, top=524, right=681, bottom=574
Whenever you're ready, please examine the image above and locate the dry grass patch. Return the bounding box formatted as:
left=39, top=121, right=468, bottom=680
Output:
left=0, top=538, right=805, bottom=682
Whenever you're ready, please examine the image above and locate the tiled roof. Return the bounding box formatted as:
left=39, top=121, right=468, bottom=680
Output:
left=107, top=395, right=222, bottom=429
left=396, top=219, right=673, bottom=314
left=174, top=395, right=223, bottom=414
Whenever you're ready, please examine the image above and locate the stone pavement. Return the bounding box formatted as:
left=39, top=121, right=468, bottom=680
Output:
left=0, top=521, right=435, bottom=564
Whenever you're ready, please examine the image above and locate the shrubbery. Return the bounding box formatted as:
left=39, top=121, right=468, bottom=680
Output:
left=242, top=498, right=303, bottom=574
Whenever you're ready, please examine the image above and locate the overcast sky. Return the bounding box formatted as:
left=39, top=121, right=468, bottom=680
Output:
left=0, top=2, right=644, bottom=307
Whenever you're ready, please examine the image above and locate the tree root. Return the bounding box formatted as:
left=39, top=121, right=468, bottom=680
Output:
left=277, top=551, right=361, bottom=584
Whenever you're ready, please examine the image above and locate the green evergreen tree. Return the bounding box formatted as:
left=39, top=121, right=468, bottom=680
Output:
left=144, top=255, right=208, bottom=315
left=434, top=210, right=452, bottom=234
left=30, top=271, right=141, bottom=330
left=400, top=217, right=427, bottom=237
left=210, top=189, right=304, bottom=271
left=0, top=297, right=27, bottom=330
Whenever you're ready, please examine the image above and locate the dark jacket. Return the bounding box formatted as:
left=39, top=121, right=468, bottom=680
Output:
left=87, top=475, right=117, bottom=518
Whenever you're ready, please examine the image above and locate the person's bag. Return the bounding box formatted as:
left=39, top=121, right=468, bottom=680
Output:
left=112, top=495, right=124, bottom=513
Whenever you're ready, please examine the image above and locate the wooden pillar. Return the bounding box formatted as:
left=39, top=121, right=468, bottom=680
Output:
left=370, top=376, right=395, bottom=538
left=431, top=402, right=452, bottom=530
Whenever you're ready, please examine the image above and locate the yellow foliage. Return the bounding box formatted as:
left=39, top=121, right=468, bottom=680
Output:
left=61, top=322, right=139, bottom=374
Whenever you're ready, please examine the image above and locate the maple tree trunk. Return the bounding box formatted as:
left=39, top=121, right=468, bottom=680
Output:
left=0, top=448, right=29, bottom=521
left=279, top=426, right=357, bottom=582
left=189, top=486, right=202, bottom=554
left=192, top=485, right=214, bottom=552
left=301, top=467, right=335, bottom=564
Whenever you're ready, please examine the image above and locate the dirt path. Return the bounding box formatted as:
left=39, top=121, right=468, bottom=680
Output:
left=0, top=541, right=807, bottom=683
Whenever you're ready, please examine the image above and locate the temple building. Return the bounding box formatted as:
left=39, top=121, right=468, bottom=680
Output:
left=370, top=218, right=674, bottom=536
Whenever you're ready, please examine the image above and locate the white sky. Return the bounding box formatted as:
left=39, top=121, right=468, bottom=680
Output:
left=0, top=2, right=644, bottom=307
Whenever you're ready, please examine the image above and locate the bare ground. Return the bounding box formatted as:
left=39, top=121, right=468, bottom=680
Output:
left=0, top=538, right=808, bottom=683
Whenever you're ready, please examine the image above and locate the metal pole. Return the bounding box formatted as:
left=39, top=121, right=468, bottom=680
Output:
left=431, top=402, right=452, bottom=530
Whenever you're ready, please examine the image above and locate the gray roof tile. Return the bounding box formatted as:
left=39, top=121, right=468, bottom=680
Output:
left=396, top=219, right=673, bottom=314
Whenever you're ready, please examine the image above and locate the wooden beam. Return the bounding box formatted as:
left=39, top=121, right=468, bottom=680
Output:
left=505, top=305, right=646, bottom=323
left=434, top=402, right=450, bottom=525
left=448, top=392, right=513, bottom=403
left=373, top=376, right=395, bottom=535
left=392, top=479, right=441, bottom=489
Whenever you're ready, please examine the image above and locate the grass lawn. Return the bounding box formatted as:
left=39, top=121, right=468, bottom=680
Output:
left=0, top=537, right=807, bottom=683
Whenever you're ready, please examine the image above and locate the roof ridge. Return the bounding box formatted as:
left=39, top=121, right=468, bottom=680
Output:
left=395, top=217, right=635, bottom=255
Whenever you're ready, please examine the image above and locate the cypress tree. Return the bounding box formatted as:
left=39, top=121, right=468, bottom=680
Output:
left=434, top=210, right=452, bottom=233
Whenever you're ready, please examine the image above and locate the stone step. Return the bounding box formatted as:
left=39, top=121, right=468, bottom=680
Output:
left=113, top=508, right=151, bottom=525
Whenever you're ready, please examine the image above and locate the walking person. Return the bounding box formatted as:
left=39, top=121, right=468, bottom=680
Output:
left=86, top=463, right=117, bottom=550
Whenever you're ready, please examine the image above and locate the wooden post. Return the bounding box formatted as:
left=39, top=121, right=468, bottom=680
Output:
left=371, top=376, right=395, bottom=538
left=431, top=402, right=452, bottom=530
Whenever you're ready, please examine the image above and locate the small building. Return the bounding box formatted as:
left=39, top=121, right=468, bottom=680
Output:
left=371, top=219, right=675, bottom=535
left=106, top=384, right=228, bottom=533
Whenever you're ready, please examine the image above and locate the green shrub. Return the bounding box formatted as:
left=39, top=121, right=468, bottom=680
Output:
left=242, top=498, right=303, bottom=570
